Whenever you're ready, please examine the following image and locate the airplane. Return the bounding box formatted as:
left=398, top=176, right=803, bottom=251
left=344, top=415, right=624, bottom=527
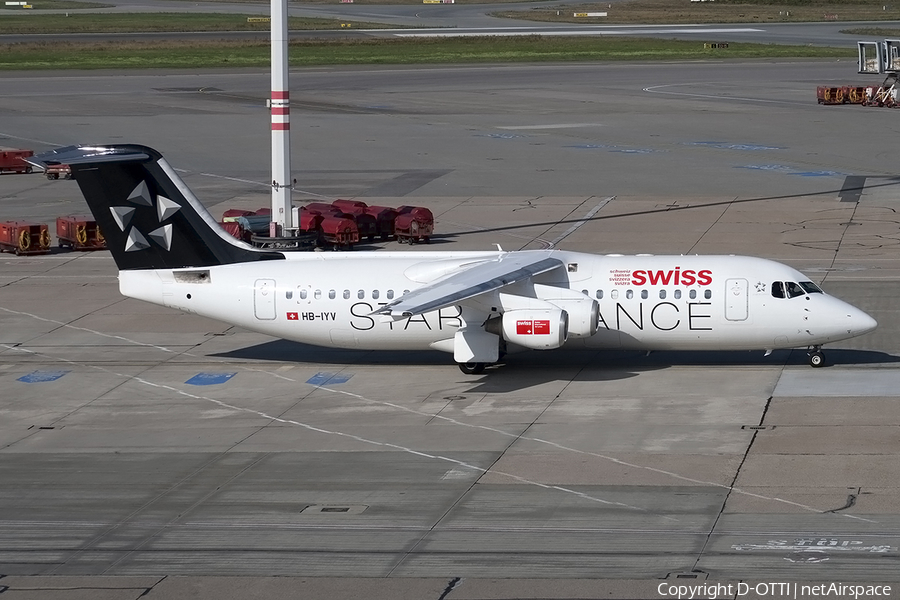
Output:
left=28, top=144, right=877, bottom=374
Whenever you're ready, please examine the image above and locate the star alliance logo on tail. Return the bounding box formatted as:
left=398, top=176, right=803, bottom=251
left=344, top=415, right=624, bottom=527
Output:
left=109, top=181, right=181, bottom=252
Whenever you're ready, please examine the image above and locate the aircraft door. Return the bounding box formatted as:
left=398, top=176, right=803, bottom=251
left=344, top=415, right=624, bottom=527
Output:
left=254, top=278, right=277, bottom=320
left=725, top=278, right=748, bottom=321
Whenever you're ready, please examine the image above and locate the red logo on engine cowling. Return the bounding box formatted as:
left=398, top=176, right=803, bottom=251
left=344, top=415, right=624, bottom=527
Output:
left=631, top=268, right=712, bottom=286
left=517, top=319, right=550, bottom=335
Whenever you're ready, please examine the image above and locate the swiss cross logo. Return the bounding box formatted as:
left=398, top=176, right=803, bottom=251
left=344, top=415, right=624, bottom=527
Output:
left=287, top=312, right=299, bottom=320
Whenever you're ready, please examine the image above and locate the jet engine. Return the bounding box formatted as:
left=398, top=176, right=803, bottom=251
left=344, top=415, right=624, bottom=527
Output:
left=541, top=297, right=599, bottom=338
left=494, top=308, right=568, bottom=350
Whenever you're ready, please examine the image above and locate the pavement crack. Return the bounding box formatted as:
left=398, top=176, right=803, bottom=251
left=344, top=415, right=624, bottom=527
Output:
left=825, top=489, right=859, bottom=514
left=438, top=577, right=462, bottom=600
left=690, top=394, right=773, bottom=572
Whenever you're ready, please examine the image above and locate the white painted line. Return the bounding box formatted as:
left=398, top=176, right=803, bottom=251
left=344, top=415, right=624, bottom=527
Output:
left=392, top=28, right=763, bottom=38
left=644, top=83, right=796, bottom=105
left=549, top=196, right=613, bottom=248
left=497, top=123, right=603, bottom=130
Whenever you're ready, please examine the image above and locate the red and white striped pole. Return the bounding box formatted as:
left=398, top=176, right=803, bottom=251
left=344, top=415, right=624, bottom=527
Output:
left=270, top=0, right=292, bottom=233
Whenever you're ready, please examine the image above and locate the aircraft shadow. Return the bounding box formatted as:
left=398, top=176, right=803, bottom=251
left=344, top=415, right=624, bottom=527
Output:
left=212, top=343, right=898, bottom=392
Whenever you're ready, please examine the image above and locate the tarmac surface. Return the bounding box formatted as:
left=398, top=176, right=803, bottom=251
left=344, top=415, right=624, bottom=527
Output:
left=2, top=61, right=900, bottom=598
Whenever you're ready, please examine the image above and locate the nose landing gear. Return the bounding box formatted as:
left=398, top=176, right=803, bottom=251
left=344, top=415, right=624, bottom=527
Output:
left=808, top=346, right=826, bottom=368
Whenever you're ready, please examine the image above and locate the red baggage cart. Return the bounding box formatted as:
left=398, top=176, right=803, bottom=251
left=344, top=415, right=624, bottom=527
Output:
left=337, top=206, right=377, bottom=241
left=365, top=206, right=398, bottom=240
left=219, top=221, right=250, bottom=243
left=298, top=207, right=324, bottom=232
left=56, top=216, right=106, bottom=250
left=816, top=86, right=846, bottom=105
left=319, top=216, right=359, bottom=250
left=222, top=209, right=255, bottom=220
left=0, top=221, right=51, bottom=255
left=395, top=206, right=434, bottom=244
left=331, top=199, right=368, bottom=212
left=303, top=202, right=341, bottom=215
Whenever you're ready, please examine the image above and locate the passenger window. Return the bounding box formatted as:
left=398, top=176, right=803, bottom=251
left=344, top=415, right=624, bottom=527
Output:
left=689, top=290, right=697, bottom=300
left=387, top=290, right=394, bottom=300
left=328, top=290, right=336, bottom=300
left=772, top=281, right=785, bottom=299
left=403, top=290, right=410, bottom=295
left=704, top=290, right=712, bottom=300
left=343, top=290, right=350, bottom=300
left=596, top=290, right=603, bottom=300
left=582, top=289, right=588, bottom=296
left=786, top=282, right=805, bottom=298
left=641, top=290, right=648, bottom=299
left=674, top=290, right=682, bottom=300
left=372, top=290, right=380, bottom=300
left=299, top=289, right=308, bottom=300
left=611, top=290, right=619, bottom=300
left=626, top=289, right=633, bottom=299
left=314, top=290, right=322, bottom=300
left=285, top=290, right=293, bottom=300
left=659, top=290, right=666, bottom=299
left=358, top=290, right=365, bottom=299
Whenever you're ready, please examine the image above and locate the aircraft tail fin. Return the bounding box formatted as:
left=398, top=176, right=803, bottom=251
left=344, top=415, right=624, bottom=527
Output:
left=28, top=145, right=284, bottom=270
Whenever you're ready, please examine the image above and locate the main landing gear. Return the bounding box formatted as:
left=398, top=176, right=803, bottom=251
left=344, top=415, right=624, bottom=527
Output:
left=458, top=362, right=486, bottom=375
left=808, top=346, right=826, bottom=368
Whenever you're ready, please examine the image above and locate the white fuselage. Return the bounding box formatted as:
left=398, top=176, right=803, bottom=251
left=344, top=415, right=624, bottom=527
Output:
left=119, top=250, right=876, bottom=354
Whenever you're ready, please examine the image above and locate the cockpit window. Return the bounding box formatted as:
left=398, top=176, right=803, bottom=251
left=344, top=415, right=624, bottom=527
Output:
left=786, top=282, right=805, bottom=298
left=799, top=281, right=823, bottom=294
left=771, top=281, right=785, bottom=299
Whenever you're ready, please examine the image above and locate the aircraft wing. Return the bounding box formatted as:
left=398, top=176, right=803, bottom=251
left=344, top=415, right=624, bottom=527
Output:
left=373, top=253, right=564, bottom=318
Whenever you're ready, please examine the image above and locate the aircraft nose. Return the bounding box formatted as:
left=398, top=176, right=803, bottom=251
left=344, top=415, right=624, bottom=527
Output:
left=851, top=308, right=878, bottom=336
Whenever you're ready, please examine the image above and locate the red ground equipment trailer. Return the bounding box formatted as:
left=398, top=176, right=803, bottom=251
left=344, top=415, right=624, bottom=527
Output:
left=56, top=216, right=106, bottom=250
left=0, top=221, right=51, bottom=255
left=0, top=148, right=34, bottom=175
left=318, top=215, right=359, bottom=250
left=297, top=207, right=325, bottom=233
left=394, top=206, right=434, bottom=244
left=365, top=206, right=399, bottom=240
left=220, top=209, right=254, bottom=242
left=816, top=86, right=847, bottom=105
left=45, top=164, right=72, bottom=180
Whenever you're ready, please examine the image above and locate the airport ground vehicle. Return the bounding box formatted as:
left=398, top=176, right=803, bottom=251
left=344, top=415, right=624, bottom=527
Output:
left=0, top=148, right=34, bottom=175
left=45, top=164, right=72, bottom=180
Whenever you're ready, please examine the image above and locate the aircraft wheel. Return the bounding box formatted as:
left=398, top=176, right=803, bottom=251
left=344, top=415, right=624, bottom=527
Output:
left=458, top=362, right=485, bottom=375
left=809, top=351, right=826, bottom=368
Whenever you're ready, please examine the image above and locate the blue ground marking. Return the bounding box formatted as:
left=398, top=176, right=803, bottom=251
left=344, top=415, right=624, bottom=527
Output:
left=566, top=144, right=662, bottom=153
left=792, top=171, right=845, bottom=177
left=474, top=133, right=525, bottom=139
left=306, top=372, right=354, bottom=386
left=737, top=165, right=845, bottom=177
left=17, top=370, right=70, bottom=383
left=687, top=141, right=785, bottom=151
left=737, top=164, right=794, bottom=173
left=185, top=372, right=237, bottom=386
